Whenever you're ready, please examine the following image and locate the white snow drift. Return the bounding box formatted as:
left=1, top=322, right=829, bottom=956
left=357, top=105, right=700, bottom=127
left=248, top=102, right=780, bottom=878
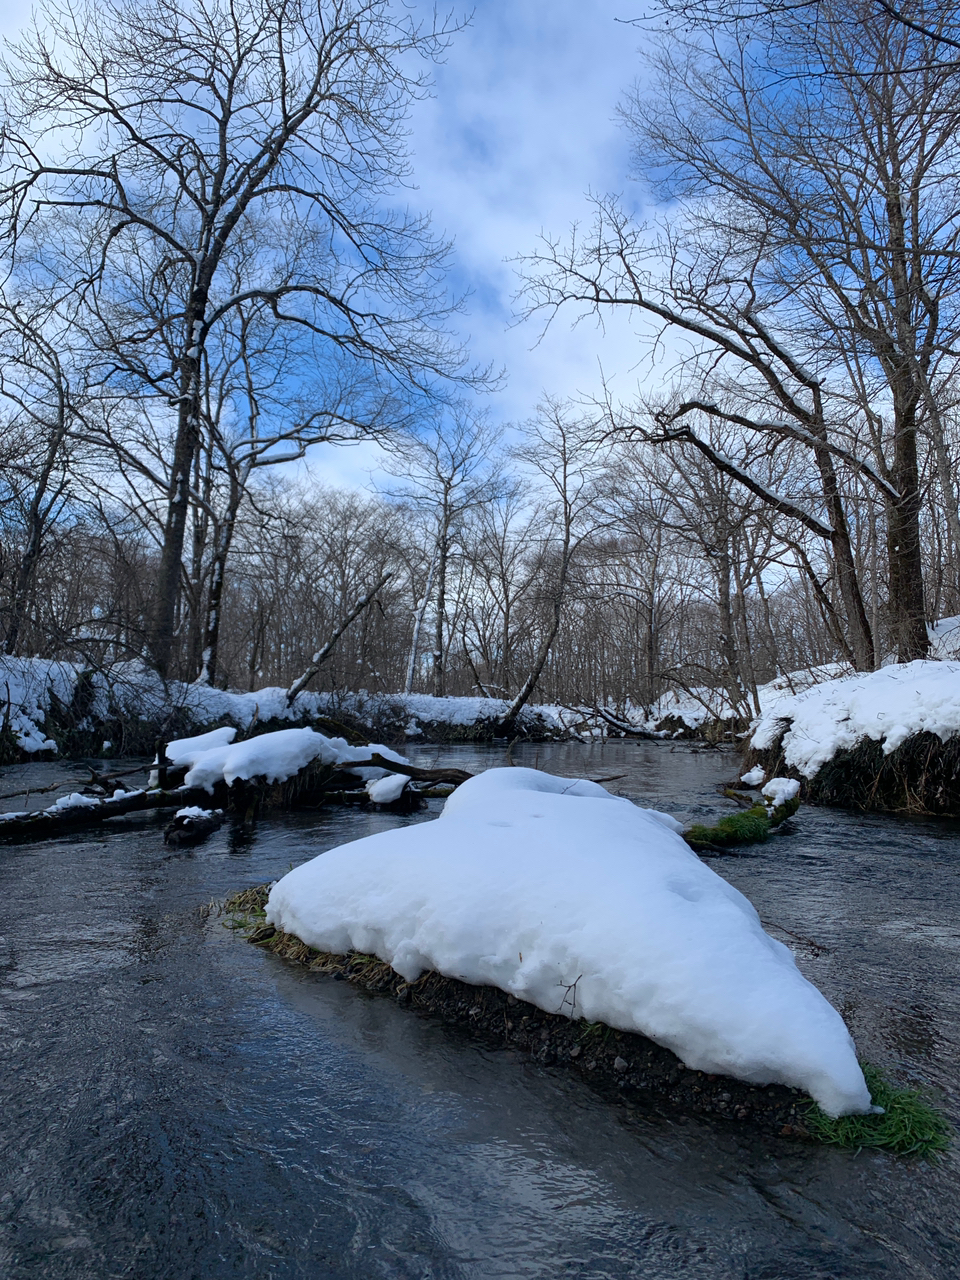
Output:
left=750, top=659, right=960, bottom=777
left=266, top=767, right=872, bottom=1116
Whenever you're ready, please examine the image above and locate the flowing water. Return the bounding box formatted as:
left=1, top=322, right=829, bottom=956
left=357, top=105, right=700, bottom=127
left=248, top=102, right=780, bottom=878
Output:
left=0, top=741, right=958, bottom=1279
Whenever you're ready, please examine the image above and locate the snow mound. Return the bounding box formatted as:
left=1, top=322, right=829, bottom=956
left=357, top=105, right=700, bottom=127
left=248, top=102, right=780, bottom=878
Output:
left=749, top=660, right=960, bottom=777
left=365, top=774, right=408, bottom=803
left=740, top=766, right=765, bottom=786
left=266, top=767, right=871, bottom=1116
left=762, top=777, right=800, bottom=805
left=164, top=727, right=237, bottom=767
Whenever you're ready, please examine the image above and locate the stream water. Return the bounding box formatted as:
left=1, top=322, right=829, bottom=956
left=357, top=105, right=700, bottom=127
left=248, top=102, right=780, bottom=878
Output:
left=0, top=741, right=957, bottom=1279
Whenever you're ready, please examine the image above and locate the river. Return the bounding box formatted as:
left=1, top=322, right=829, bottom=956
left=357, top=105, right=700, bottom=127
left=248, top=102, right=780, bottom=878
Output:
left=0, top=740, right=957, bottom=1278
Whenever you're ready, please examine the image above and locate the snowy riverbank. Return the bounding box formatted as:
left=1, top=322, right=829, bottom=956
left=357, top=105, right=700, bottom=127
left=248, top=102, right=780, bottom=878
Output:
left=746, top=660, right=960, bottom=813
left=0, top=657, right=571, bottom=761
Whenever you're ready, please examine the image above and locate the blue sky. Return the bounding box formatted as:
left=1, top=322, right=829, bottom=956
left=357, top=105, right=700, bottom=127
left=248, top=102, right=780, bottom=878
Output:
left=1, top=0, right=656, bottom=488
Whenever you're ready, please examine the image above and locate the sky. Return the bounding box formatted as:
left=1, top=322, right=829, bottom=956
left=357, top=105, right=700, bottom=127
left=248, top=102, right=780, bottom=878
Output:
left=0, top=0, right=657, bottom=491
left=330, top=0, right=657, bottom=488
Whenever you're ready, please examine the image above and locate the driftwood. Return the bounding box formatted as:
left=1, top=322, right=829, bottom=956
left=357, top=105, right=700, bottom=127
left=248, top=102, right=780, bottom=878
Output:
left=0, top=763, right=146, bottom=803
left=359, top=753, right=473, bottom=786
left=0, top=783, right=214, bottom=837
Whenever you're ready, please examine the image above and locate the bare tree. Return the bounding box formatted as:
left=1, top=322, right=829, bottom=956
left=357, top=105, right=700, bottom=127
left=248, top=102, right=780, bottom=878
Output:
left=523, top=0, right=960, bottom=662
left=2, top=0, right=471, bottom=676
left=497, top=402, right=610, bottom=730
left=0, top=296, right=84, bottom=654
left=379, top=408, right=504, bottom=697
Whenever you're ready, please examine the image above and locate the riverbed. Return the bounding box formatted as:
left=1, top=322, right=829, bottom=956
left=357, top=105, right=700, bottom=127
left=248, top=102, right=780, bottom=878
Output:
left=0, top=741, right=957, bottom=1278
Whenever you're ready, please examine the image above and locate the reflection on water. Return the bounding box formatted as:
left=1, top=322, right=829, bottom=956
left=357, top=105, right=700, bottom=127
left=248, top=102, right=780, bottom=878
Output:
left=0, top=740, right=957, bottom=1278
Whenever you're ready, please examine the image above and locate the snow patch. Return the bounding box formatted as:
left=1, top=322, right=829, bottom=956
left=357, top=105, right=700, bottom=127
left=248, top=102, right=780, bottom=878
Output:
left=761, top=777, right=801, bottom=805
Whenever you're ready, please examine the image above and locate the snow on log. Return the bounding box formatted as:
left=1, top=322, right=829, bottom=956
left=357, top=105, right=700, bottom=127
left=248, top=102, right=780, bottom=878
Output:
left=0, top=784, right=212, bottom=834
left=266, top=766, right=873, bottom=1116
left=164, top=726, right=411, bottom=791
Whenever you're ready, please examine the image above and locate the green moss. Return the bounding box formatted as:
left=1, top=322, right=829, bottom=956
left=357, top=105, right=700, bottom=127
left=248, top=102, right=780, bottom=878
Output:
left=686, top=804, right=772, bottom=848
left=685, top=794, right=800, bottom=851
left=805, top=1065, right=950, bottom=1158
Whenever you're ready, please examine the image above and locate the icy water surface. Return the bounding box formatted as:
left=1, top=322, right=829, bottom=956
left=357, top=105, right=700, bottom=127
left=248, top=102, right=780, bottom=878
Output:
left=0, top=741, right=958, bottom=1278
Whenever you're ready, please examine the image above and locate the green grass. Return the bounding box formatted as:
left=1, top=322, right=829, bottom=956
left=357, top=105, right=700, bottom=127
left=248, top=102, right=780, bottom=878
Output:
left=805, top=1064, right=951, bottom=1158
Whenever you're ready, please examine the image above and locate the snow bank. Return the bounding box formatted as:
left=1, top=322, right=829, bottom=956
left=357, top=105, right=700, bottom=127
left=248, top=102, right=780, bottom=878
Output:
left=0, top=657, right=73, bottom=752
left=0, top=656, right=565, bottom=754
left=750, top=660, right=960, bottom=778
left=929, top=616, right=960, bottom=659
left=266, top=767, right=872, bottom=1116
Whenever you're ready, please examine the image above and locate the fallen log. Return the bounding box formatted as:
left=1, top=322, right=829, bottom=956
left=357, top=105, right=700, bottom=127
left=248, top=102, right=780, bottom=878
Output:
left=0, top=783, right=215, bottom=838
left=356, top=754, right=473, bottom=786
left=0, top=754, right=472, bottom=841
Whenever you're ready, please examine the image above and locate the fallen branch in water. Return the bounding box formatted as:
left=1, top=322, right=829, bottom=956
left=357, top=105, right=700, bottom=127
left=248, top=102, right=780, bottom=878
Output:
left=0, top=783, right=213, bottom=836
left=0, top=763, right=147, bottom=803
left=684, top=794, right=801, bottom=853
left=351, top=754, right=474, bottom=786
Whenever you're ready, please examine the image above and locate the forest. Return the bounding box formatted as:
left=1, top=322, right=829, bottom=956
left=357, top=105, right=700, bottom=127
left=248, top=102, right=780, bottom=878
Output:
left=2, top=0, right=959, bottom=726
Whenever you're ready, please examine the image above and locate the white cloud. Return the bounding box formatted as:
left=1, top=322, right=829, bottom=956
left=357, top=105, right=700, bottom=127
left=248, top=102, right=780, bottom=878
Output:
left=404, top=0, right=660, bottom=426
left=2, top=0, right=665, bottom=490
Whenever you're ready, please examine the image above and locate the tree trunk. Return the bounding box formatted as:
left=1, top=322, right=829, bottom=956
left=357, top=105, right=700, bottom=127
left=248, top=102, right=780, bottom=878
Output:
left=498, top=528, right=573, bottom=731
left=887, top=376, right=929, bottom=661
left=808, top=394, right=876, bottom=670
left=149, top=301, right=207, bottom=677
left=3, top=390, right=70, bottom=656
left=199, top=465, right=245, bottom=687
left=432, top=524, right=449, bottom=698
left=405, top=550, right=437, bottom=694
left=922, top=391, right=960, bottom=616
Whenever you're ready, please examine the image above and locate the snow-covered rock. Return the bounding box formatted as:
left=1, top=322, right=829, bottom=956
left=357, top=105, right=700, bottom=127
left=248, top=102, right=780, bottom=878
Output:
left=266, top=767, right=872, bottom=1116
left=740, top=766, right=765, bottom=787
left=750, top=660, right=960, bottom=778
